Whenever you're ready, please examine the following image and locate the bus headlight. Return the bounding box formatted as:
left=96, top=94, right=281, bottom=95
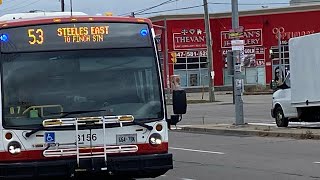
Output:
left=149, top=133, right=162, bottom=146
left=8, top=141, right=22, bottom=155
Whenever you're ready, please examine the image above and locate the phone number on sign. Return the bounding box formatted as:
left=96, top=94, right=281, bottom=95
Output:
left=176, top=50, right=207, bottom=57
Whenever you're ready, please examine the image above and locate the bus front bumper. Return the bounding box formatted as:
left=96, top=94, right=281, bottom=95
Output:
left=0, top=153, right=173, bottom=179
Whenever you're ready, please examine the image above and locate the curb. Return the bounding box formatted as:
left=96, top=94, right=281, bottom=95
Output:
left=243, top=92, right=273, bottom=95
left=177, top=126, right=320, bottom=140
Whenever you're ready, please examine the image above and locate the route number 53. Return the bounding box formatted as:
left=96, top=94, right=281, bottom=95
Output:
left=28, top=29, right=44, bottom=45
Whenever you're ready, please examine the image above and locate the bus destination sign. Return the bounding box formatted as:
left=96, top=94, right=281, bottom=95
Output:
left=56, top=26, right=109, bottom=44
left=0, top=22, right=151, bottom=52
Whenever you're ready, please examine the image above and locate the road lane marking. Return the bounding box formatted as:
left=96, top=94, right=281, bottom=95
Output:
left=169, top=147, right=225, bottom=155
left=181, top=178, right=196, bottom=180
left=313, top=162, right=320, bottom=164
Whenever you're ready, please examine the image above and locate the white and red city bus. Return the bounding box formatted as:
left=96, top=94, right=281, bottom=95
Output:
left=0, top=13, right=187, bottom=179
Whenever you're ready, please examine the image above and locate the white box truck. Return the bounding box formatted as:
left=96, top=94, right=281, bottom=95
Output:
left=271, top=33, right=320, bottom=127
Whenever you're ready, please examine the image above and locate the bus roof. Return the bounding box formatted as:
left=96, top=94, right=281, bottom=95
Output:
left=0, top=15, right=153, bottom=28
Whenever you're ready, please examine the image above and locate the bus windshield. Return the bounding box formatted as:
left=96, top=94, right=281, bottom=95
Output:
left=1, top=48, right=163, bottom=128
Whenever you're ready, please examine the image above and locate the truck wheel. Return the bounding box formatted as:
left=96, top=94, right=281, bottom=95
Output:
left=275, top=107, right=289, bottom=127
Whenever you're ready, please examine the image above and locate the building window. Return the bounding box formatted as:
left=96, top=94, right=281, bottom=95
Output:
left=222, top=47, right=266, bottom=86
left=171, top=50, right=208, bottom=88
left=271, top=45, right=289, bottom=83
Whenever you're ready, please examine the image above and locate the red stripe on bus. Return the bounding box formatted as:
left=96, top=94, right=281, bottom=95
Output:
left=0, top=142, right=168, bottom=162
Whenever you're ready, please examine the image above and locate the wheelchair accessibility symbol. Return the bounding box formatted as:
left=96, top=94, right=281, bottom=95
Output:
left=44, top=132, right=55, bottom=143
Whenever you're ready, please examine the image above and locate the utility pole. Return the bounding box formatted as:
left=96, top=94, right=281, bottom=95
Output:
left=231, top=0, right=244, bottom=125
left=70, top=0, right=73, bottom=16
left=60, top=0, right=65, bottom=12
left=203, top=0, right=215, bottom=102
left=131, top=12, right=135, bottom=17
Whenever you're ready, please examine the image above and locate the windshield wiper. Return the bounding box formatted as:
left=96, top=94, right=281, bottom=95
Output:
left=53, top=110, right=152, bottom=129
left=26, top=111, right=154, bottom=137
left=57, top=110, right=153, bottom=130
left=24, top=120, right=153, bottom=138
left=26, top=110, right=107, bottom=137
left=132, top=121, right=153, bottom=130
left=53, top=110, right=107, bottom=118
left=25, top=125, right=44, bottom=138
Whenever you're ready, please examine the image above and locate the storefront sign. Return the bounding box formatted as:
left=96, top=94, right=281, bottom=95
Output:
left=223, top=47, right=265, bottom=67
left=221, top=29, right=263, bottom=48
left=272, top=27, right=315, bottom=44
left=231, top=40, right=245, bottom=64
left=173, top=28, right=206, bottom=50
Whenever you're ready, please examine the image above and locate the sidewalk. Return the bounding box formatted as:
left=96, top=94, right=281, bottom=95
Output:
left=175, top=123, right=320, bottom=140
left=168, top=91, right=291, bottom=138
left=185, top=91, right=273, bottom=104
left=186, top=91, right=230, bottom=102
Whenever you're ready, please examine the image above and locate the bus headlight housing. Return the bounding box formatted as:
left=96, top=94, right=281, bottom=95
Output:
left=149, top=133, right=162, bottom=146
left=8, top=141, right=22, bottom=155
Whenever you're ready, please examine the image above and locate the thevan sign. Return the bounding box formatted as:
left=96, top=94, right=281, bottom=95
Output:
left=173, top=28, right=207, bottom=50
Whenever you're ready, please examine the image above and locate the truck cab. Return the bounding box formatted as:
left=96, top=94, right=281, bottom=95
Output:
left=271, top=73, right=298, bottom=127
left=271, top=33, right=320, bottom=127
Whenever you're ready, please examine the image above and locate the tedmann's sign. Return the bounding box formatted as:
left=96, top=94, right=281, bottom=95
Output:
left=221, top=29, right=263, bottom=48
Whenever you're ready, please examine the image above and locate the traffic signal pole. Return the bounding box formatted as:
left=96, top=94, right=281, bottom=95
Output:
left=61, top=0, right=65, bottom=12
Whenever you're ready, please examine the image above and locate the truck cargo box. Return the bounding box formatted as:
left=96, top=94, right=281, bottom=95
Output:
left=289, top=33, right=320, bottom=107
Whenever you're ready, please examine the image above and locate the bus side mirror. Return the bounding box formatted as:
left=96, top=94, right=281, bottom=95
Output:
left=172, top=89, right=187, bottom=115
left=167, top=89, right=187, bottom=127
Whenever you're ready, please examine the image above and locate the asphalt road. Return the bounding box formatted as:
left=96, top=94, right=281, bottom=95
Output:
left=145, top=131, right=320, bottom=180
left=168, top=94, right=274, bottom=125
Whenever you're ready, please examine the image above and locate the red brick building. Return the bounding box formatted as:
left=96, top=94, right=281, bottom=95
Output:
left=150, top=4, right=320, bottom=89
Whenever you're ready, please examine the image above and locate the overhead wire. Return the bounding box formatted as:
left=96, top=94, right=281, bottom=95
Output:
left=136, top=0, right=177, bottom=14
left=133, top=1, right=320, bottom=16
left=0, top=0, right=42, bottom=14
left=118, top=0, right=178, bottom=16
left=0, top=0, right=31, bottom=12
left=136, top=4, right=203, bottom=15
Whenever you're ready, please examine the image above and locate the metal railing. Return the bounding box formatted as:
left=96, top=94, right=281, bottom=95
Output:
left=42, top=115, right=138, bottom=169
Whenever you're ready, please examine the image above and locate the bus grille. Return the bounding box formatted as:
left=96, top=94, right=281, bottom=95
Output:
left=43, top=145, right=138, bottom=158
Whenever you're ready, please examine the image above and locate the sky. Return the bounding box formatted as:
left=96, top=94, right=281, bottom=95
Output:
left=0, top=0, right=292, bottom=18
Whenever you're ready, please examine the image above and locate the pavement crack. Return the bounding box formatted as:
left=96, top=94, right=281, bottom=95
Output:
left=310, top=176, right=320, bottom=179
left=230, top=165, right=317, bottom=179
left=173, top=160, right=204, bottom=166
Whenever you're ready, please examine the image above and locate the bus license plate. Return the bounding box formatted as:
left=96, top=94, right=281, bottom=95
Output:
left=116, top=134, right=137, bottom=145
